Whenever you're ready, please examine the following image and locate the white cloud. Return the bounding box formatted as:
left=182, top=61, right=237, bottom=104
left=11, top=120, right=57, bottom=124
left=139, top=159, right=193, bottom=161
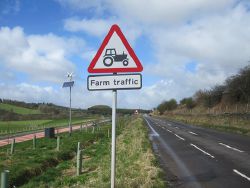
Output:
left=55, top=0, right=106, bottom=12
left=0, top=26, right=86, bottom=83
left=110, top=0, right=236, bottom=25
left=0, top=82, right=112, bottom=109
left=64, top=18, right=112, bottom=37
left=146, top=2, right=250, bottom=94
left=64, top=17, right=142, bottom=47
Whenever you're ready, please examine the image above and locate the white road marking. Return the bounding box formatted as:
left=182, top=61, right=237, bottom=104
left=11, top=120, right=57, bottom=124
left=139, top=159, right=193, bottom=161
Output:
left=167, top=129, right=172, bottom=133
left=219, top=143, right=244, bottom=153
left=233, top=169, right=250, bottom=181
left=167, top=123, right=172, bottom=126
left=190, top=143, right=215, bottom=159
left=189, top=131, right=198, bottom=136
left=144, top=118, right=159, bottom=136
left=175, top=127, right=179, bottom=129
left=174, top=134, right=185, bottom=141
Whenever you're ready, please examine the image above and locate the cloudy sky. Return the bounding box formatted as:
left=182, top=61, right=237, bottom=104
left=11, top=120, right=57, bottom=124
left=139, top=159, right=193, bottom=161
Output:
left=0, top=0, right=250, bottom=109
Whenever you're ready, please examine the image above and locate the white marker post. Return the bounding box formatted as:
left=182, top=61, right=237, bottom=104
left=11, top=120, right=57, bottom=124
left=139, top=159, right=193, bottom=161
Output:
left=87, top=24, right=143, bottom=187
left=111, top=89, right=117, bottom=188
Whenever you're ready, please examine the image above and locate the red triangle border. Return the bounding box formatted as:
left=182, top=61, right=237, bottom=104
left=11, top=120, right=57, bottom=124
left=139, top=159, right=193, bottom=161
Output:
left=88, top=24, right=143, bottom=73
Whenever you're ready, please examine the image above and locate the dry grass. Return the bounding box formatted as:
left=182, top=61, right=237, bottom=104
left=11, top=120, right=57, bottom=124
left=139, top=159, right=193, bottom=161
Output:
left=163, top=113, right=250, bottom=135
left=82, top=117, right=165, bottom=188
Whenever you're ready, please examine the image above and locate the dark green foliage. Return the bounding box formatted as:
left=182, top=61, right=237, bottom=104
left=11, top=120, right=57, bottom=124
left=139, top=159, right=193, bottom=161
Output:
left=225, top=66, right=250, bottom=103
left=180, top=97, right=196, bottom=109
left=157, top=99, right=178, bottom=114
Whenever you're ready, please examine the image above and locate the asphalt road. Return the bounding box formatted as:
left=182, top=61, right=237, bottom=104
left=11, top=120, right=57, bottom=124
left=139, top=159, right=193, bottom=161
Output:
left=144, top=115, right=250, bottom=188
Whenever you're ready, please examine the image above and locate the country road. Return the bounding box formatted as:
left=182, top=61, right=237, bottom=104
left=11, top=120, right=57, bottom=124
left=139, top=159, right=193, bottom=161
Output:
left=144, top=115, right=250, bottom=188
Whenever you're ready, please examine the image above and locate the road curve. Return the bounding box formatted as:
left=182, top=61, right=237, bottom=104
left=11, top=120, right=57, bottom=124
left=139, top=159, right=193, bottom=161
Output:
left=144, top=115, right=250, bottom=188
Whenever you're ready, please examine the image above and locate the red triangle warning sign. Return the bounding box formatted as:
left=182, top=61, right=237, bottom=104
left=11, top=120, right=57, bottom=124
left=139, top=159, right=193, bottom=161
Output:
left=88, top=24, right=143, bottom=73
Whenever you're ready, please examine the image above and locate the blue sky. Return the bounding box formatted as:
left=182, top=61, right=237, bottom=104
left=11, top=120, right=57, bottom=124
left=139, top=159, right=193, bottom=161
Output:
left=0, top=0, right=250, bottom=109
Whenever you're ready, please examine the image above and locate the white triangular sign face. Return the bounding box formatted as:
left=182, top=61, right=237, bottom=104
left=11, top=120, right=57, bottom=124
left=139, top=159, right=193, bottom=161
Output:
left=94, top=32, right=137, bottom=69
left=88, top=24, right=143, bottom=73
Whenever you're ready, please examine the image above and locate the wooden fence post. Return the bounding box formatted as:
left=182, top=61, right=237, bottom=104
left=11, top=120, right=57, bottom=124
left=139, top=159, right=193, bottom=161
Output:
left=33, top=135, right=36, bottom=149
left=56, top=136, right=60, bottom=151
left=10, top=138, right=15, bottom=155
left=76, top=142, right=83, bottom=176
left=1, top=170, right=9, bottom=188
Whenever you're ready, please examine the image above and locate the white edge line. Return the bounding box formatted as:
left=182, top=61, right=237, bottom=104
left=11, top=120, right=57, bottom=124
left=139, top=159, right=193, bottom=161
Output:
left=219, top=143, right=244, bottom=153
left=190, top=143, right=215, bottom=158
left=189, top=131, right=198, bottom=136
left=144, top=118, right=159, bottom=137
left=233, top=169, right=250, bottom=181
left=174, top=134, right=185, bottom=141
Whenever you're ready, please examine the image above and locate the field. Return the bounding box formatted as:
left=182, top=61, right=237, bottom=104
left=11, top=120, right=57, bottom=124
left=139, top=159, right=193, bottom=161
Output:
left=0, top=103, right=41, bottom=115
left=0, top=117, right=95, bottom=136
left=0, top=116, right=165, bottom=187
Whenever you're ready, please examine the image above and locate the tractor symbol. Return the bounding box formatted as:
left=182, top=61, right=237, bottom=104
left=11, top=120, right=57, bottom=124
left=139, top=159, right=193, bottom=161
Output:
left=103, top=48, right=129, bottom=67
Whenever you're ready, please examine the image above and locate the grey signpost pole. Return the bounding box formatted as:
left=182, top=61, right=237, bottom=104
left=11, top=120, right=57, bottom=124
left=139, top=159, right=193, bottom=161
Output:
left=69, top=85, right=72, bottom=135
left=63, top=73, right=74, bottom=136
left=111, top=89, right=117, bottom=188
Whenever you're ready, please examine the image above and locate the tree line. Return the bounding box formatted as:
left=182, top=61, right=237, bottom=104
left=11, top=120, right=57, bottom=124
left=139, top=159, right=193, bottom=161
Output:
left=157, top=65, right=250, bottom=114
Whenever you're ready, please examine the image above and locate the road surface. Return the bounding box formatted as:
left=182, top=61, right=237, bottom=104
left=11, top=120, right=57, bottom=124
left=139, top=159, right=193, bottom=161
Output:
left=144, top=115, right=250, bottom=188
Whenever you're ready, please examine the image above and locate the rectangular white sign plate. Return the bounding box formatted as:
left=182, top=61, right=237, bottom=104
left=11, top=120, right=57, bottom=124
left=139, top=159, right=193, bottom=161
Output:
left=87, top=74, right=142, bottom=91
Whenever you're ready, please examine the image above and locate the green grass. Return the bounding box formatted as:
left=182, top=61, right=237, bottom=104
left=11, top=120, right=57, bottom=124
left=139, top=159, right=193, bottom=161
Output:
left=0, top=117, right=95, bottom=136
left=0, top=103, right=41, bottom=115
left=0, top=123, right=109, bottom=187
left=10, top=117, right=166, bottom=188
left=11, top=116, right=165, bottom=187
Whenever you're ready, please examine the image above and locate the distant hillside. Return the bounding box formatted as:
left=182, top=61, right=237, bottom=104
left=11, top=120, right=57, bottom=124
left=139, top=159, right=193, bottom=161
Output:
left=0, top=99, right=88, bottom=121
left=0, top=103, right=41, bottom=115
left=88, top=105, right=111, bottom=115
left=87, top=105, right=150, bottom=115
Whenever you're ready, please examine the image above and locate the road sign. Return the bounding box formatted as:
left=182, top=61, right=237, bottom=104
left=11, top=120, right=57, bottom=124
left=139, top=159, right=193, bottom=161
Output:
left=86, top=24, right=143, bottom=188
left=88, top=24, right=143, bottom=73
left=88, top=74, right=142, bottom=91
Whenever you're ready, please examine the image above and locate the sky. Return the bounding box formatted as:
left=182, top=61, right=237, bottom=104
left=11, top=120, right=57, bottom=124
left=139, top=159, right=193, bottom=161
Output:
left=0, top=0, right=250, bottom=109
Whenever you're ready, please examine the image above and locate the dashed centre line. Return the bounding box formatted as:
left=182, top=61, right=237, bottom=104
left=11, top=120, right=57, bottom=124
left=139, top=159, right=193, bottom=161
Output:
left=190, top=143, right=215, bottom=159
left=233, top=169, right=250, bottom=181
left=189, top=131, right=198, bottom=136
left=174, top=134, right=185, bottom=141
left=219, top=143, right=244, bottom=153
left=167, top=129, right=172, bottom=133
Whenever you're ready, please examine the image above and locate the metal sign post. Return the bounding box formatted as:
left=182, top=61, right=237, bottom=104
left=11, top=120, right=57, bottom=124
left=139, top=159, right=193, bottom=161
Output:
left=69, top=85, right=72, bottom=135
left=111, top=89, right=117, bottom=188
left=62, top=73, right=74, bottom=136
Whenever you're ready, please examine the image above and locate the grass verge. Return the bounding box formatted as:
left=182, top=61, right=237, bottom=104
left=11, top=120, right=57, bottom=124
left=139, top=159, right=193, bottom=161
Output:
left=0, top=123, right=107, bottom=187
left=20, top=116, right=165, bottom=187
left=162, top=114, right=250, bottom=136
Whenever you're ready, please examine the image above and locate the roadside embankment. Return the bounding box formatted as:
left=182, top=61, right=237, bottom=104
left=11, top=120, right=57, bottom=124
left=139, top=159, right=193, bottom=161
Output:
left=160, top=113, right=250, bottom=136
